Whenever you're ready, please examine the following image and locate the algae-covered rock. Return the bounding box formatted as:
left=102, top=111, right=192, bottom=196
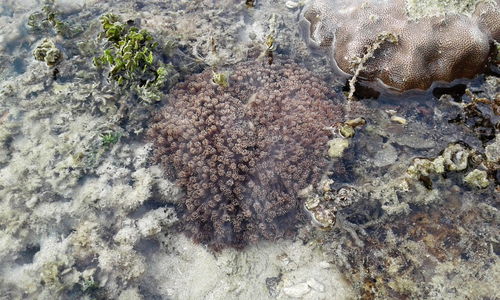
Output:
left=442, top=143, right=471, bottom=171
left=33, top=39, right=62, bottom=67
left=464, top=169, right=490, bottom=188
left=328, top=138, right=350, bottom=158
left=485, top=135, right=500, bottom=163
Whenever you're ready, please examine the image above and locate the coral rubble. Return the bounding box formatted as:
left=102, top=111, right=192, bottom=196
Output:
left=148, top=60, right=343, bottom=250
left=300, top=0, right=500, bottom=92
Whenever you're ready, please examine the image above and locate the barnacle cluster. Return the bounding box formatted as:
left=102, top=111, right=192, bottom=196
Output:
left=148, top=60, right=343, bottom=250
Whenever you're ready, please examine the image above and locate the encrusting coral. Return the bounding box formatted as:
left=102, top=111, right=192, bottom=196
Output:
left=148, top=60, right=343, bottom=250
left=300, top=0, right=500, bottom=92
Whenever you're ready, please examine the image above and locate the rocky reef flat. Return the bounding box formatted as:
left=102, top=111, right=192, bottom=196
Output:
left=0, top=0, right=498, bottom=299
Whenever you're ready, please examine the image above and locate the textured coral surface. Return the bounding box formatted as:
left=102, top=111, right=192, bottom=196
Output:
left=301, top=0, right=500, bottom=91
left=148, top=61, right=343, bottom=250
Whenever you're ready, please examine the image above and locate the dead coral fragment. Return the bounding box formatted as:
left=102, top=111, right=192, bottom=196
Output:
left=464, top=169, right=490, bottom=188
left=407, top=143, right=473, bottom=178
left=407, top=142, right=493, bottom=189
left=148, top=60, right=343, bottom=250
left=300, top=179, right=358, bottom=229
left=33, top=38, right=62, bottom=67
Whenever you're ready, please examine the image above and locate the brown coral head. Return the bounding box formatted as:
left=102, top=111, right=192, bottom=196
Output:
left=301, top=0, right=500, bottom=93
left=148, top=60, right=343, bottom=250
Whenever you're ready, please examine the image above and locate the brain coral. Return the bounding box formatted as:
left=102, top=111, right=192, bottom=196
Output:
left=148, top=61, right=342, bottom=250
left=300, top=0, right=500, bottom=92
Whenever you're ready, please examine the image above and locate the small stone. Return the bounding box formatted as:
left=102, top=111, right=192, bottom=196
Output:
left=328, top=138, right=349, bottom=158
left=390, top=115, right=407, bottom=125
left=464, top=169, right=490, bottom=189
left=307, top=278, right=325, bottom=292
left=339, top=124, right=355, bottom=138
left=485, top=136, right=499, bottom=163
left=345, top=117, right=366, bottom=128
left=286, top=1, right=297, bottom=8
left=283, top=282, right=311, bottom=298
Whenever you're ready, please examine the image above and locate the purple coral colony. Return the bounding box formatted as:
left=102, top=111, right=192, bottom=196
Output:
left=148, top=0, right=500, bottom=250
left=148, top=62, right=342, bottom=250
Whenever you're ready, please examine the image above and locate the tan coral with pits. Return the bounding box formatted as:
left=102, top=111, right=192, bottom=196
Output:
left=300, top=0, right=500, bottom=92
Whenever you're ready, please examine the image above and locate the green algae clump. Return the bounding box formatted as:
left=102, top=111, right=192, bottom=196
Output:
left=93, top=14, right=177, bottom=103
left=100, top=132, right=121, bottom=150
left=27, top=0, right=83, bottom=38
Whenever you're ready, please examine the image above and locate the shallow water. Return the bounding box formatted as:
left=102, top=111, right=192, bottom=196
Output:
left=0, top=1, right=498, bottom=299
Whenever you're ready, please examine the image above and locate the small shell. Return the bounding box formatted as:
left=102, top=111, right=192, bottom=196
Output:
left=390, top=115, right=407, bottom=125
left=345, top=117, right=366, bottom=128
left=305, top=196, right=320, bottom=210
left=285, top=1, right=299, bottom=9
left=311, top=208, right=336, bottom=229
